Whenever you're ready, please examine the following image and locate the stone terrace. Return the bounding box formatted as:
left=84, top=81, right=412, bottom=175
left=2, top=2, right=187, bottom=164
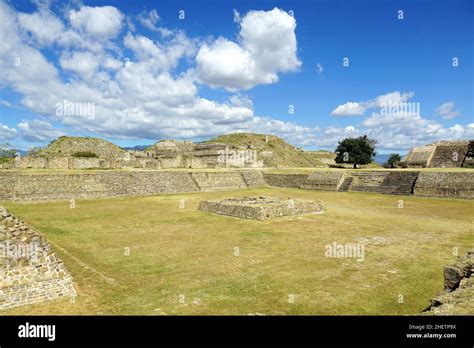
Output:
left=198, top=196, right=325, bottom=221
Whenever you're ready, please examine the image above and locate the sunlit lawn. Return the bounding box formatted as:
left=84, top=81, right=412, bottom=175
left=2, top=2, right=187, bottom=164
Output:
left=2, top=187, right=473, bottom=315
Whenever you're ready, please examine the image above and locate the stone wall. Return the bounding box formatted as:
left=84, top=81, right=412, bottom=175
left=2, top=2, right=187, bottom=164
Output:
left=428, top=143, right=469, bottom=168
left=261, top=170, right=471, bottom=199
left=0, top=170, right=267, bottom=202
left=425, top=251, right=473, bottom=315
left=348, top=171, right=419, bottom=195
left=300, top=172, right=344, bottom=191
left=414, top=172, right=474, bottom=199
left=401, top=140, right=471, bottom=168
left=0, top=206, right=76, bottom=309
left=191, top=172, right=247, bottom=191
left=261, top=173, right=308, bottom=188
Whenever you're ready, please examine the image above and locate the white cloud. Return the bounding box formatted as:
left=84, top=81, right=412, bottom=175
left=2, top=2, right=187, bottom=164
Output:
left=18, top=9, right=65, bottom=45
left=138, top=9, right=160, bottom=31
left=0, top=99, right=12, bottom=107
left=331, top=102, right=365, bottom=116
left=435, top=101, right=460, bottom=119
left=124, top=31, right=196, bottom=71
left=17, top=119, right=64, bottom=142
left=0, top=124, right=17, bottom=141
left=233, top=9, right=241, bottom=23
left=316, top=63, right=323, bottom=75
left=331, top=91, right=415, bottom=116
left=1, top=2, right=472, bottom=153
left=70, top=6, right=124, bottom=40
left=60, top=51, right=100, bottom=79
left=196, top=8, right=301, bottom=90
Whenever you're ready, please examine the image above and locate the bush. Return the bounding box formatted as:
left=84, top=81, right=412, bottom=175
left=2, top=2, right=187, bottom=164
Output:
left=386, top=153, right=402, bottom=168
left=72, top=151, right=98, bottom=158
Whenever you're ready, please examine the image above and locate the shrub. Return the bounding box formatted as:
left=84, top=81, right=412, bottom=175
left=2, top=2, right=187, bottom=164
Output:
left=72, top=151, right=98, bottom=158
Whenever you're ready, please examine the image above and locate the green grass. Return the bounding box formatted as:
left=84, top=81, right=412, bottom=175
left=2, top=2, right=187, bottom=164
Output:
left=1, top=188, right=473, bottom=315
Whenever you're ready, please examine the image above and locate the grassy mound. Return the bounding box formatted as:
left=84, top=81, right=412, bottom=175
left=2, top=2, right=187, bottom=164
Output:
left=35, top=136, right=125, bottom=159
left=205, top=133, right=335, bottom=167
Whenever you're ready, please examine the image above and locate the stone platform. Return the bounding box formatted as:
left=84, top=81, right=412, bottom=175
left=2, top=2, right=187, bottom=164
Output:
left=198, top=196, right=325, bottom=221
left=0, top=206, right=77, bottom=309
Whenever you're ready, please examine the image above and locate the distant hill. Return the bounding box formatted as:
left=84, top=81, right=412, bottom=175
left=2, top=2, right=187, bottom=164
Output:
left=204, top=133, right=335, bottom=167
left=34, top=136, right=125, bottom=159
left=122, top=145, right=150, bottom=151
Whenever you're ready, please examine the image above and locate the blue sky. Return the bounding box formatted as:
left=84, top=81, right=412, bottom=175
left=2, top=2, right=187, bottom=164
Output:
left=0, top=0, right=472, bottom=154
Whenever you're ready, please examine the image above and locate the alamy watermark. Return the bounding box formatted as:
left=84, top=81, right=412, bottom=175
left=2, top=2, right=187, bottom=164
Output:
left=0, top=240, right=40, bottom=264
left=218, top=148, right=258, bottom=167
left=380, top=101, right=420, bottom=116
left=55, top=99, right=95, bottom=119
left=325, top=242, right=365, bottom=261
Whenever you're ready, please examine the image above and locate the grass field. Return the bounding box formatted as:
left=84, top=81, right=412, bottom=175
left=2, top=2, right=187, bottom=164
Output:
left=2, top=188, right=473, bottom=315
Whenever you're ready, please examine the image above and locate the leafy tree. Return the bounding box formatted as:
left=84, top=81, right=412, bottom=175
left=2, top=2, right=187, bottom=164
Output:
left=461, top=140, right=474, bottom=167
left=27, top=147, right=43, bottom=158
left=386, top=153, right=401, bottom=168
left=0, top=142, right=16, bottom=162
left=467, top=140, right=474, bottom=158
left=335, top=135, right=376, bottom=169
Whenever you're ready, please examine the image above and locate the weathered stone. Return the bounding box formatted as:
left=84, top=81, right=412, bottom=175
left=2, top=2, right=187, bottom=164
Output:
left=198, top=196, right=325, bottom=221
left=0, top=206, right=76, bottom=310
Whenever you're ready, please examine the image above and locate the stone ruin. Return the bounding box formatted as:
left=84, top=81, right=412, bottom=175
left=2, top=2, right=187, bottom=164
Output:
left=425, top=251, right=473, bottom=315
left=145, top=140, right=264, bottom=169
left=401, top=140, right=473, bottom=168
left=198, top=196, right=325, bottom=221
left=0, top=206, right=76, bottom=309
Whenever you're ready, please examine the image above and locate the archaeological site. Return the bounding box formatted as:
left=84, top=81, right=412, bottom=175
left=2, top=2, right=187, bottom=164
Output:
left=0, top=1, right=473, bottom=343
left=0, top=132, right=472, bottom=319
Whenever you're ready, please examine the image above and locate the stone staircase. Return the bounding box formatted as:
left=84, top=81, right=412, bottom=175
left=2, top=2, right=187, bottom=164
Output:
left=343, top=171, right=420, bottom=195
left=428, top=145, right=466, bottom=168
left=337, top=176, right=353, bottom=192
left=382, top=172, right=419, bottom=195
left=239, top=170, right=267, bottom=187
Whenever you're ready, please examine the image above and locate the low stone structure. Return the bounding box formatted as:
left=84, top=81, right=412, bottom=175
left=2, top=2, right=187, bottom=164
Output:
left=198, top=196, right=325, bottom=221
left=401, top=140, right=472, bottom=168
left=144, top=140, right=264, bottom=169
left=263, top=171, right=421, bottom=196
left=414, top=172, right=474, bottom=199
left=0, top=206, right=76, bottom=309
left=425, top=251, right=473, bottom=315
left=0, top=170, right=267, bottom=202
left=0, top=169, right=472, bottom=202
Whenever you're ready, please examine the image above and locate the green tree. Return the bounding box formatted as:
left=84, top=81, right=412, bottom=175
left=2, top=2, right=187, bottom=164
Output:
left=27, top=146, right=43, bottom=158
left=0, top=142, right=16, bottom=160
left=386, top=153, right=401, bottom=168
left=466, top=140, right=474, bottom=158
left=335, top=135, right=376, bottom=169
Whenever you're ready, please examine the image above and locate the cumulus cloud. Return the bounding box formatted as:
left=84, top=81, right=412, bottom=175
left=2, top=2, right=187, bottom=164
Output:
left=18, top=9, right=65, bottom=45
left=1, top=1, right=472, bottom=153
left=322, top=91, right=472, bottom=150
left=0, top=2, right=315, bottom=145
left=331, top=102, right=365, bottom=116
left=138, top=9, right=160, bottom=30
left=17, top=119, right=64, bottom=142
left=0, top=123, right=17, bottom=141
left=196, top=8, right=301, bottom=90
left=60, top=51, right=100, bottom=79
left=69, top=6, right=124, bottom=40
left=331, top=91, right=415, bottom=116
left=435, top=101, right=460, bottom=120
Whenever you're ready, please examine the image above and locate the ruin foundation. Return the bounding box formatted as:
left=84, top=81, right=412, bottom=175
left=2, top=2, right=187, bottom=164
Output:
left=198, top=196, right=325, bottom=221
left=0, top=206, right=76, bottom=310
